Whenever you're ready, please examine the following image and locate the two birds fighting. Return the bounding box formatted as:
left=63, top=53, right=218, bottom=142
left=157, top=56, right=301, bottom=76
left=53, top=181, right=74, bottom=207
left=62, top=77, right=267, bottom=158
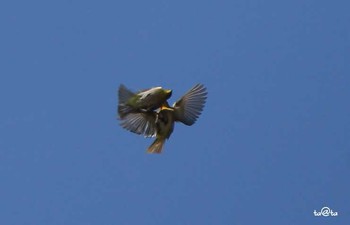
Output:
left=117, top=84, right=208, bottom=153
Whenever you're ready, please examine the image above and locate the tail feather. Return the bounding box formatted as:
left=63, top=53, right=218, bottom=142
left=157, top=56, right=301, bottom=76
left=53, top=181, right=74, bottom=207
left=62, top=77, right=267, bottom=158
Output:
left=118, top=84, right=134, bottom=103
left=118, top=84, right=135, bottom=118
left=147, top=138, right=165, bottom=154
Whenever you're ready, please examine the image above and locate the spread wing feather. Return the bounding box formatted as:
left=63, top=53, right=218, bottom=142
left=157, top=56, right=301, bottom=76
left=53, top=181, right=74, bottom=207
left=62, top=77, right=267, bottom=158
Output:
left=173, top=84, right=207, bottom=126
left=119, top=111, right=157, bottom=137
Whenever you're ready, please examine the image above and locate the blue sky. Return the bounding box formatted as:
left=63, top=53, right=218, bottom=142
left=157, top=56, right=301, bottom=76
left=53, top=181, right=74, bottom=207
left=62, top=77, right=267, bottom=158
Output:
left=1, top=0, right=349, bottom=224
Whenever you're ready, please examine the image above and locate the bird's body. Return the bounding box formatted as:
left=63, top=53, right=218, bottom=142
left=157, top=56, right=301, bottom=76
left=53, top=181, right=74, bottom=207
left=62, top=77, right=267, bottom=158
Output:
left=147, top=106, right=175, bottom=153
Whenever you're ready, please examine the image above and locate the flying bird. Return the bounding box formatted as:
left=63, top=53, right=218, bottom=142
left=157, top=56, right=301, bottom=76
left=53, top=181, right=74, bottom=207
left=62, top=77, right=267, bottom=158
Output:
left=118, top=84, right=207, bottom=153
left=118, top=84, right=172, bottom=119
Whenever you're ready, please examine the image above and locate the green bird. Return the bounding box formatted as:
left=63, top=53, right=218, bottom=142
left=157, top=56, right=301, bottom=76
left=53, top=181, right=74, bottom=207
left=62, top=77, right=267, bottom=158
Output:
left=118, top=84, right=172, bottom=119
left=119, top=84, right=207, bottom=153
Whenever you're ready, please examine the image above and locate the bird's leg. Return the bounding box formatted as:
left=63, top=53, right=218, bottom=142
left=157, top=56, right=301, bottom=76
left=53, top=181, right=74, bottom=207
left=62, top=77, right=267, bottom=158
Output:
left=160, top=105, right=174, bottom=111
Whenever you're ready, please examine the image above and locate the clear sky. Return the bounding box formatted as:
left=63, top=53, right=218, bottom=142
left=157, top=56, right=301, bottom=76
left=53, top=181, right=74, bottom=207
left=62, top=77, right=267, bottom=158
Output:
left=0, top=0, right=349, bottom=224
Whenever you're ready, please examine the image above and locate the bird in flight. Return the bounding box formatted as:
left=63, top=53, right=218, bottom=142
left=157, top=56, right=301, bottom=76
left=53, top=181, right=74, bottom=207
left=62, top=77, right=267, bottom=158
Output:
left=117, top=84, right=207, bottom=153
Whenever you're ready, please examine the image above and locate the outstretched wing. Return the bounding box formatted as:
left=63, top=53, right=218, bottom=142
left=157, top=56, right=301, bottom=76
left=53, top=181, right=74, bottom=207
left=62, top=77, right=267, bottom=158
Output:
left=119, top=111, right=157, bottom=137
left=173, top=84, right=207, bottom=126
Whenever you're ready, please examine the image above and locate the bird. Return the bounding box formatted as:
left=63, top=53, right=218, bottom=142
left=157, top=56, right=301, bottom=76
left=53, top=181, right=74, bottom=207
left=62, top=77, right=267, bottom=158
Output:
left=117, top=84, right=172, bottom=119
left=118, top=84, right=207, bottom=153
left=146, top=103, right=175, bottom=153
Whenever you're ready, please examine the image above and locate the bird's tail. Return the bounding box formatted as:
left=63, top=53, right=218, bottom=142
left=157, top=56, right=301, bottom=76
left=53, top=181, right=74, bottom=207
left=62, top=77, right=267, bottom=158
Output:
left=118, top=84, right=135, bottom=118
left=147, top=138, right=165, bottom=154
